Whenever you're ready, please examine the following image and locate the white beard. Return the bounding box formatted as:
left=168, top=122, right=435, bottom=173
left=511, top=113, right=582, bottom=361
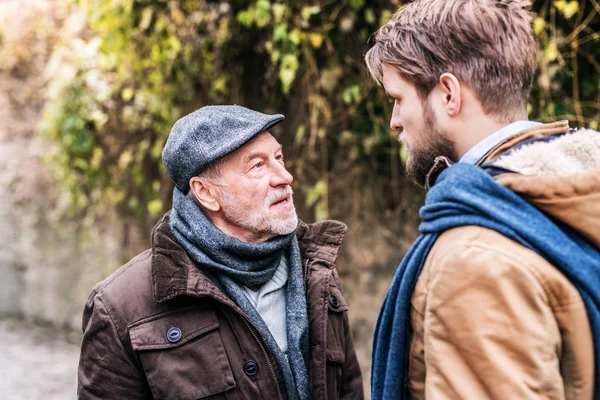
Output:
left=219, top=186, right=298, bottom=238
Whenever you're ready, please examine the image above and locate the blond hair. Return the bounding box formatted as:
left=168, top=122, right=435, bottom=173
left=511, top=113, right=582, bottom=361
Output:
left=366, top=0, right=537, bottom=122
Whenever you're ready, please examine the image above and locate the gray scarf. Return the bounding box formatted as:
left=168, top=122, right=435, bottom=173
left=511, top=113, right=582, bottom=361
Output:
left=170, top=188, right=310, bottom=400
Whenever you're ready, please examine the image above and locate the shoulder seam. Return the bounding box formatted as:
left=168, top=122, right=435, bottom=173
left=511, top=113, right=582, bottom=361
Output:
left=97, top=250, right=152, bottom=293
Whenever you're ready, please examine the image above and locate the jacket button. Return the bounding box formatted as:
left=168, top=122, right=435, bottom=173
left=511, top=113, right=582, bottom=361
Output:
left=329, top=295, right=339, bottom=308
left=166, top=327, right=182, bottom=343
left=243, top=360, right=258, bottom=376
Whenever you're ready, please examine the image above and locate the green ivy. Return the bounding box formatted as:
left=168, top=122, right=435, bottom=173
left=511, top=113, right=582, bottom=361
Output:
left=41, top=0, right=600, bottom=222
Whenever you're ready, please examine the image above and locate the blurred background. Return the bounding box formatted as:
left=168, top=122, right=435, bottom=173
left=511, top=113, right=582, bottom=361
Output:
left=0, top=0, right=598, bottom=398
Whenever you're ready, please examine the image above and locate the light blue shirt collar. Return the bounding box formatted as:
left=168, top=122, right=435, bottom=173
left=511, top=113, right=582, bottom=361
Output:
left=459, top=120, right=542, bottom=165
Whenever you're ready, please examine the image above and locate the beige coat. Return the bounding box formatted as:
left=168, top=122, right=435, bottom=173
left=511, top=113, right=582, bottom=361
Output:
left=408, top=121, right=598, bottom=399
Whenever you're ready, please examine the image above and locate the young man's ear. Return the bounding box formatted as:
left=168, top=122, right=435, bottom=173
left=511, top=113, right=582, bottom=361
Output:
left=439, top=73, right=462, bottom=116
left=189, top=177, right=221, bottom=212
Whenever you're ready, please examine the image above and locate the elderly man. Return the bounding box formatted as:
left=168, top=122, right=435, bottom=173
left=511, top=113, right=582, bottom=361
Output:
left=77, top=105, right=363, bottom=400
left=366, top=0, right=599, bottom=399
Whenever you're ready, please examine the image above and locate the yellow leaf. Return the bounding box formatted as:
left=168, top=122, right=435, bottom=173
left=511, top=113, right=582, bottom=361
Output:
left=563, top=1, right=579, bottom=19
left=544, top=42, right=558, bottom=63
left=272, top=3, right=286, bottom=23
left=118, top=150, right=133, bottom=170
left=533, top=17, right=545, bottom=35
left=554, top=0, right=579, bottom=19
left=90, top=147, right=103, bottom=170
left=171, top=8, right=185, bottom=25
left=139, top=7, right=153, bottom=31
left=121, top=87, right=134, bottom=101
left=307, top=33, right=323, bottom=48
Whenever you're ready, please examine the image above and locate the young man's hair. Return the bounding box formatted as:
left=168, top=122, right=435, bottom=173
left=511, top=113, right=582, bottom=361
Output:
left=365, top=0, right=537, bottom=122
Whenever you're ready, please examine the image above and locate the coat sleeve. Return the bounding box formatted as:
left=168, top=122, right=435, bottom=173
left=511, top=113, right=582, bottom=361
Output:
left=422, top=243, right=564, bottom=399
left=78, top=289, right=151, bottom=399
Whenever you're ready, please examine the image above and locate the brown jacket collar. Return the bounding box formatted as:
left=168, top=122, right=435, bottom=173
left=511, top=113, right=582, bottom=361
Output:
left=150, top=212, right=347, bottom=303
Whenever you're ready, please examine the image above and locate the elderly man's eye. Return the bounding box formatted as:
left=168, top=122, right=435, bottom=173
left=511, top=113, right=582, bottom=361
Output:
left=276, top=154, right=284, bottom=162
left=253, top=161, right=264, bottom=169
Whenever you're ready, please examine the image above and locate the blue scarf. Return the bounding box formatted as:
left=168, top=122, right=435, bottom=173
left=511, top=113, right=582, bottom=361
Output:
left=170, top=188, right=310, bottom=400
left=371, top=163, right=600, bottom=400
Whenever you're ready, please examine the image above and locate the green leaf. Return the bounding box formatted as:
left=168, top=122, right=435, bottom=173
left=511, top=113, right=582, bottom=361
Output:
left=305, top=180, right=327, bottom=207
left=255, top=0, right=272, bottom=28
left=272, top=3, right=286, bottom=23
left=279, top=53, right=299, bottom=93
left=295, top=124, right=306, bottom=146
left=349, top=0, right=365, bottom=11
left=301, top=5, right=321, bottom=21
left=342, top=84, right=362, bottom=104
left=127, top=196, right=140, bottom=212
left=72, top=158, right=89, bottom=171
left=314, top=203, right=329, bottom=221
left=400, top=144, right=409, bottom=164
left=273, top=24, right=288, bottom=42
left=147, top=199, right=163, bottom=217
left=280, top=68, right=296, bottom=94
left=365, top=8, right=376, bottom=25
left=380, top=10, right=392, bottom=26
left=236, top=10, right=253, bottom=27
left=288, top=29, right=301, bottom=46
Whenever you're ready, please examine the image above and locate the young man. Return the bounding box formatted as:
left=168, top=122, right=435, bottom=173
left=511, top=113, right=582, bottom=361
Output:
left=77, top=105, right=363, bottom=400
left=365, top=0, right=599, bottom=399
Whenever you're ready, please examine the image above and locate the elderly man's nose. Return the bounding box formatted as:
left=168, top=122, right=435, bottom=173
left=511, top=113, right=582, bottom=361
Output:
left=271, top=163, right=293, bottom=187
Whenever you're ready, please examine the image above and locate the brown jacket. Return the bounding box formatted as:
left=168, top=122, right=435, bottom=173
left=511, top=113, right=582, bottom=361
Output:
left=77, top=214, right=363, bottom=400
left=409, top=121, right=598, bottom=399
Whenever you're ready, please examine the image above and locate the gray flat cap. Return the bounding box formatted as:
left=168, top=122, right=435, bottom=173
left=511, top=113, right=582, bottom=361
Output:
left=162, top=105, right=285, bottom=192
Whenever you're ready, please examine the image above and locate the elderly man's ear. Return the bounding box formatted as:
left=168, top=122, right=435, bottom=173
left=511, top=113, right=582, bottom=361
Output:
left=189, top=177, right=221, bottom=212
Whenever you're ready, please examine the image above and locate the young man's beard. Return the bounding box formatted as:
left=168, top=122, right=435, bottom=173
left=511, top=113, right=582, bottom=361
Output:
left=404, top=103, right=457, bottom=187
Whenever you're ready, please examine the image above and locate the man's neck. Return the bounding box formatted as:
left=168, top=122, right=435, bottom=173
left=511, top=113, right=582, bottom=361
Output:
left=452, top=114, right=526, bottom=160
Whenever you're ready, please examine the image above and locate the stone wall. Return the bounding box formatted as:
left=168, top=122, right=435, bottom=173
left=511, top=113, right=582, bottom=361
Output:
left=0, top=0, right=149, bottom=329
left=0, top=3, right=422, bottom=395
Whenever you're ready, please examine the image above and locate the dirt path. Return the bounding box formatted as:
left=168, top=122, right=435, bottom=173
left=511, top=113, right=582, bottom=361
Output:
left=0, top=319, right=79, bottom=400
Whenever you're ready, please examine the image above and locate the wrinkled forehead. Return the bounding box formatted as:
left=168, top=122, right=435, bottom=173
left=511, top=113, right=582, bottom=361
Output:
left=222, top=131, right=282, bottom=168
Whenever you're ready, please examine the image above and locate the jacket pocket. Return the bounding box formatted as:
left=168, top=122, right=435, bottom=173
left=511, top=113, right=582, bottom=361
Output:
left=326, top=285, right=348, bottom=364
left=129, top=306, right=236, bottom=400
left=325, top=284, right=349, bottom=398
